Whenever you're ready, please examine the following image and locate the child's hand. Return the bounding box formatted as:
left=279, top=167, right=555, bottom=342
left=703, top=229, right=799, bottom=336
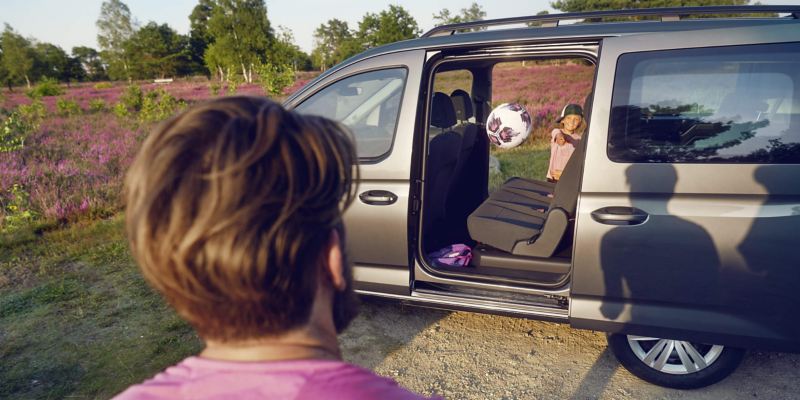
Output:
left=555, top=133, right=567, bottom=146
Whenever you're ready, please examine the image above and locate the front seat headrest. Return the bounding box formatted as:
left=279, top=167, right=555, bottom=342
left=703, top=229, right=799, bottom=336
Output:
left=450, top=89, right=474, bottom=122
left=431, top=92, right=457, bottom=129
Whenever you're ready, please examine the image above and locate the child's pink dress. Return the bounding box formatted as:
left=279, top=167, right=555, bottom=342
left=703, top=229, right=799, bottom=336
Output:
left=547, top=128, right=580, bottom=181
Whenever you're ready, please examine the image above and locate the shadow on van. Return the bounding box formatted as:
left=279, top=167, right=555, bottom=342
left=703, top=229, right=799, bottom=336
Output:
left=598, top=163, right=800, bottom=351
left=599, top=165, right=720, bottom=323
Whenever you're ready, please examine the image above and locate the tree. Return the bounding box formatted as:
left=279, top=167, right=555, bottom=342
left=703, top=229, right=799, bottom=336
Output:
left=551, top=0, right=751, bottom=13
left=204, top=0, right=274, bottom=83
left=32, top=43, right=70, bottom=82
left=433, top=2, right=487, bottom=30
left=1, top=24, right=35, bottom=88
left=189, top=0, right=214, bottom=75
left=356, top=5, right=420, bottom=50
left=72, top=46, right=107, bottom=81
left=64, top=56, right=87, bottom=84
left=272, top=26, right=311, bottom=71
left=311, top=19, right=357, bottom=70
left=125, top=22, right=190, bottom=79
left=96, top=0, right=136, bottom=80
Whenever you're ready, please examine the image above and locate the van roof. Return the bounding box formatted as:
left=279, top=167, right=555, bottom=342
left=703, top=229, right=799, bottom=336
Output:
left=287, top=6, right=800, bottom=102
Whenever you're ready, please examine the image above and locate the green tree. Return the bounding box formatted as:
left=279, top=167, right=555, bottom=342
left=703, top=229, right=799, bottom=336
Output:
left=72, top=46, right=107, bottom=81
left=357, top=5, right=420, bottom=50
left=96, top=0, right=136, bottom=80
left=551, top=0, right=751, bottom=14
left=32, top=43, right=70, bottom=82
left=311, top=19, right=358, bottom=70
left=204, top=0, right=274, bottom=83
left=124, top=22, right=190, bottom=79
left=1, top=24, right=35, bottom=88
left=272, top=26, right=311, bottom=71
left=189, top=0, right=214, bottom=75
left=64, top=56, right=87, bottom=83
left=433, top=2, right=487, bottom=30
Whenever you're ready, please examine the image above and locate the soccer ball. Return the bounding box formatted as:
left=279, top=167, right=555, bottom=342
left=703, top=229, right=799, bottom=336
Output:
left=485, top=103, right=532, bottom=149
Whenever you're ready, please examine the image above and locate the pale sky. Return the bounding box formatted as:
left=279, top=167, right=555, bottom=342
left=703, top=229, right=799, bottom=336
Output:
left=0, top=0, right=557, bottom=54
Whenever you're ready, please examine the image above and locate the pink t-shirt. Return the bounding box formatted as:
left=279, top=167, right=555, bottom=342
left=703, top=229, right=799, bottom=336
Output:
left=547, top=128, right=580, bottom=180
left=113, top=356, right=438, bottom=400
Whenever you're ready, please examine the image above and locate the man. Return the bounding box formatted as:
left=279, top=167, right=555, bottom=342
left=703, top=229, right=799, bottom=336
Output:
left=117, top=96, right=436, bottom=399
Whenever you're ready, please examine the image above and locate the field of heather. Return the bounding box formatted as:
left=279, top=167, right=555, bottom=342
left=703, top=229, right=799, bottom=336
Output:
left=0, top=75, right=316, bottom=232
left=492, top=61, right=594, bottom=141
left=0, top=64, right=593, bottom=232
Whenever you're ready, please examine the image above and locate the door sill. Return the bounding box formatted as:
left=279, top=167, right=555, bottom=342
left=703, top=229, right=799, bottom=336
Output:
left=356, top=287, right=569, bottom=322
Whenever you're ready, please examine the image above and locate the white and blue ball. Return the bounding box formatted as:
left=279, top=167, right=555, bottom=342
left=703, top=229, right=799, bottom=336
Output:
left=485, top=103, right=532, bottom=149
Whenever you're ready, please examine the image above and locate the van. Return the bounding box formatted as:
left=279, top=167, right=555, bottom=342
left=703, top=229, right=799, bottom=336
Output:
left=286, top=6, right=800, bottom=388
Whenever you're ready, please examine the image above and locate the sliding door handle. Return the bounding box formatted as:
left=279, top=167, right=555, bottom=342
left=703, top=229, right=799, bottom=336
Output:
left=359, top=190, right=398, bottom=206
left=591, top=206, right=648, bottom=225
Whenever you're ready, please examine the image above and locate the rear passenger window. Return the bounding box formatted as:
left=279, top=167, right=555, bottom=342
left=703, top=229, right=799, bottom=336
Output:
left=295, top=68, right=407, bottom=160
left=608, top=43, right=800, bottom=163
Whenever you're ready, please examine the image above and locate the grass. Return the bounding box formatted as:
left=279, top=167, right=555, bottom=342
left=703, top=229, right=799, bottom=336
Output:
left=0, top=215, right=201, bottom=399
left=489, top=140, right=551, bottom=191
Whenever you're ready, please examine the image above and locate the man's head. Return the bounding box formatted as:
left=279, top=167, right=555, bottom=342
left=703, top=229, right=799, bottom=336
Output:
left=125, top=96, right=359, bottom=342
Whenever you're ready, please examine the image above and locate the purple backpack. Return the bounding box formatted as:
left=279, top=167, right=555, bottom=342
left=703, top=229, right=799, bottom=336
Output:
left=429, top=244, right=473, bottom=267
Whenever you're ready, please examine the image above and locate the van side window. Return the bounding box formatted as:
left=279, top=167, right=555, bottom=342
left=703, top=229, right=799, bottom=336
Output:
left=295, top=68, right=407, bottom=160
left=608, top=43, right=800, bottom=163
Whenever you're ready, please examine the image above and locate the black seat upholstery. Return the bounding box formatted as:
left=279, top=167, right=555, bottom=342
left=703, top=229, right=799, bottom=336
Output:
left=441, top=89, right=489, bottom=247
left=467, top=135, right=586, bottom=257
left=450, top=89, right=474, bottom=124
left=424, top=92, right=462, bottom=251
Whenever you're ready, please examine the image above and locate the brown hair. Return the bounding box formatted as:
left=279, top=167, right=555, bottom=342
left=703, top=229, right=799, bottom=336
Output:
left=125, top=96, right=357, bottom=341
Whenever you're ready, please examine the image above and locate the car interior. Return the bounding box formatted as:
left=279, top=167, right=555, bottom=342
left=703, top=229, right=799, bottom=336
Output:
left=421, top=56, right=595, bottom=287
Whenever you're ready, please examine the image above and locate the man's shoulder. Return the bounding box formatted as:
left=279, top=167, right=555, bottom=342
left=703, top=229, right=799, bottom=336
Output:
left=112, top=358, right=437, bottom=400
left=300, top=362, right=436, bottom=400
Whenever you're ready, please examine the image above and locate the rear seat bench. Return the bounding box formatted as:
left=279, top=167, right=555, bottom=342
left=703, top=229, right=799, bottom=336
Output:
left=467, top=136, right=585, bottom=259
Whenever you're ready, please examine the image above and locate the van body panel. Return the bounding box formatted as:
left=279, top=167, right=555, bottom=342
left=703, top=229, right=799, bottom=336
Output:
left=572, top=25, right=800, bottom=351
left=287, top=50, right=426, bottom=295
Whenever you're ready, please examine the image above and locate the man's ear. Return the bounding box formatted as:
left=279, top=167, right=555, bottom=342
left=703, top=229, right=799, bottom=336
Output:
left=324, top=229, right=347, bottom=291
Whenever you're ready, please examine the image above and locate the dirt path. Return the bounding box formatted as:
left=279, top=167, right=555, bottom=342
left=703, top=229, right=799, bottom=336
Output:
left=340, top=299, right=800, bottom=400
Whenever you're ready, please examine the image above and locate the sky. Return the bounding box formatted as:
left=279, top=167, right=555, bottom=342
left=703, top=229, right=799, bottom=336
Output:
left=1, top=1, right=790, bottom=55
left=1, top=0, right=558, bottom=54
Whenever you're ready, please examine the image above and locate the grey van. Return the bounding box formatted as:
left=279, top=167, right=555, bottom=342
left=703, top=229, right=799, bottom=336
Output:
left=286, top=6, right=800, bottom=389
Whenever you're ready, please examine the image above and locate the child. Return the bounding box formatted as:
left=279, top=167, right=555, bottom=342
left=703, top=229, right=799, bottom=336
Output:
left=547, top=103, right=586, bottom=182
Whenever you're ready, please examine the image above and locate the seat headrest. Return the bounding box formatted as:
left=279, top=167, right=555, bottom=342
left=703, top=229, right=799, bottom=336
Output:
left=431, top=92, right=457, bottom=129
left=450, top=89, right=474, bottom=121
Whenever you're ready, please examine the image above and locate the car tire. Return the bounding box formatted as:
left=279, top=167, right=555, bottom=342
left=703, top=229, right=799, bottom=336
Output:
left=606, top=333, right=745, bottom=389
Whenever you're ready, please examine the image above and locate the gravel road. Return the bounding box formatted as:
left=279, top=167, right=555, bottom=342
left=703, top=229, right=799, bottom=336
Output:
left=340, top=299, right=800, bottom=400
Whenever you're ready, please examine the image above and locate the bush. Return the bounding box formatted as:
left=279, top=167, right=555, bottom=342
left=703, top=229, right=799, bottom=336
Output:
left=112, top=102, right=129, bottom=118
left=226, top=79, right=239, bottom=95
left=89, top=99, right=107, bottom=113
left=120, top=85, right=143, bottom=112
left=210, top=81, right=221, bottom=96
left=1, top=112, right=30, bottom=153
left=0, top=183, right=36, bottom=233
left=256, top=63, right=295, bottom=96
left=140, top=88, right=182, bottom=123
left=17, top=99, right=46, bottom=128
left=93, top=82, right=113, bottom=89
left=56, top=98, right=82, bottom=117
left=26, top=77, right=65, bottom=99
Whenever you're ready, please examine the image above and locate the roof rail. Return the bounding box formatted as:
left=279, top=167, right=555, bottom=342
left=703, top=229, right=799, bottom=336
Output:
left=422, top=5, right=800, bottom=37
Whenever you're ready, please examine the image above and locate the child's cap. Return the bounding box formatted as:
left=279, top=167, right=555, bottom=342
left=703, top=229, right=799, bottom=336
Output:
left=557, top=103, right=583, bottom=122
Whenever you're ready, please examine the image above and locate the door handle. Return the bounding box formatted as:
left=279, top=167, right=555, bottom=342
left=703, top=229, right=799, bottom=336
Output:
left=591, top=206, right=648, bottom=225
left=359, top=190, right=398, bottom=205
